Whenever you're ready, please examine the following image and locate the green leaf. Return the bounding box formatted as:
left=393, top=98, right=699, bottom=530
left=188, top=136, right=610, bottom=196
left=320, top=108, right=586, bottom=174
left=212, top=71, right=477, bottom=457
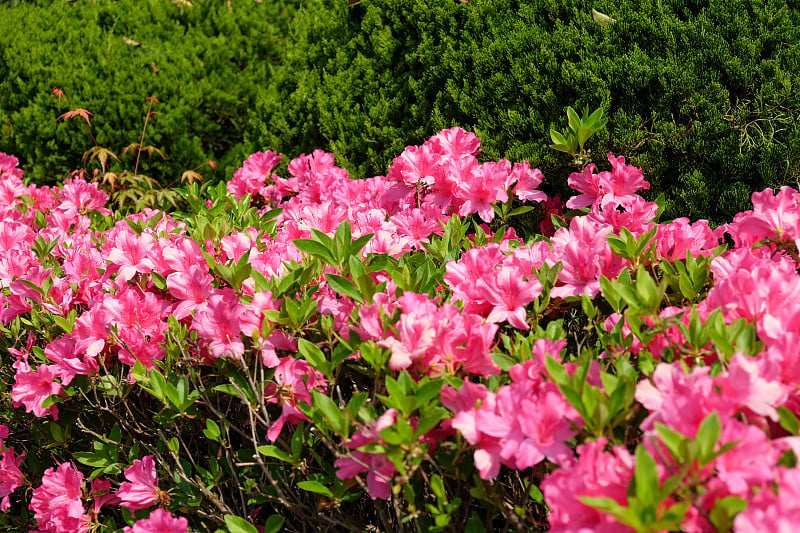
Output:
left=264, top=515, right=285, bottom=533
left=311, top=390, right=348, bottom=436
left=257, top=445, right=295, bottom=464
left=203, top=419, right=221, bottom=442
left=430, top=474, right=447, bottom=502
left=74, top=452, right=112, bottom=468
left=349, top=232, right=374, bottom=258
left=544, top=355, right=569, bottom=386
left=325, top=273, right=364, bottom=303
left=297, top=338, right=330, bottom=376
left=292, top=238, right=335, bottom=265
left=778, top=406, right=800, bottom=435
left=224, top=515, right=259, bottom=533
left=633, top=445, right=660, bottom=505
left=549, top=129, right=569, bottom=147
left=696, top=412, right=722, bottom=463
left=148, top=369, right=168, bottom=402
left=566, top=106, right=581, bottom=133
left=297, top=480, right=334, bottom=498
left=52, top=314, right=75, bottom=334
left=709, top=496, right=747, bottom=532
left=168, top=437, right=180, bottom=455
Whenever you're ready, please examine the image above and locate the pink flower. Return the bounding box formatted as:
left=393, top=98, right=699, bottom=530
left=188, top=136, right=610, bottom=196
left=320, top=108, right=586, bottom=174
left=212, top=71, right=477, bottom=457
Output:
left=191, top=289, right=246, bottom=359
left=10, top=364, right=61, bottom=419
left=428, top=126, right=481, bottom=158
left=0, top=448, right=25, bottom=511
left=549, top=216, right=624, bottom=299
left=725, top=186, right=800, bottom=247
left=387, top=143, right=444, bottom=187
left=733, top=467, right=800, bottom=532
left=511, top=161, right=547, bottom=203
left=106, top=230, right=157, bottom=283
left=599, top=153, right=649, bottom=203
left=566, top=154, right=649, bottom=209
left=89, top=478, right=120, bottom=514
left=542, top=439, right=636, bottom=533
left=264, top=357, right=327, bottom=441
left=227, top=150, right=282, bottom=200
left=116, top=455, right=159, bottom=511
left=30, top=462, right=88, bottom=533
left=56, top=177, right=111, bottom=217
left=655, top=217, right=719, bottom=261
left=566, top=163, right=603, bottom=208
left=456, top=160, right=512, bottom=222
left=335, top=409, right=400, bottom=500
left=478, top=266, right=542, bottom=329
left=167, top=264, right=214, bottom=320
left=123, top=508, right=188, bottom=533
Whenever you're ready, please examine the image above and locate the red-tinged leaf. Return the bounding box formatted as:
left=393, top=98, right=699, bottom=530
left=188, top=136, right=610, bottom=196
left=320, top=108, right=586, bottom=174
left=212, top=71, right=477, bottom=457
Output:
left=58, top=108, right=94, bottom=126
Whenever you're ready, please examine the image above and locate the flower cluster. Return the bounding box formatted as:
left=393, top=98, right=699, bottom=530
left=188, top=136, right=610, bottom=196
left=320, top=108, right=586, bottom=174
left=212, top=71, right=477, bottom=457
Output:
left=1, top=126, right=800, bottom=532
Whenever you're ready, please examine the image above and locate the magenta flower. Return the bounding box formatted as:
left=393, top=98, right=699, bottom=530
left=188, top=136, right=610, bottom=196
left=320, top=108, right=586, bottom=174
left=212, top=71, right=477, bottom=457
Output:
left=456, top=160, right=511, bottom=222
left=264, top=357, right=327, bottom=441
left=191, top=289, right=247, bottom=359
left=478, top=266, right=542, bottom=330
left=335, top=409, right=400, bottom=500
left=542, top=439, right=636, bottom=533
left=510, top=161, right=547, bottom=203
left=106, top=230, right=157, bottom=283
left=116, top=455, right=159, bottom=511
left=428, top=126, right=481, bottom=158
left=10, top=364, right=61, bottom=419
left=56, top=177, right=111, bottom=217
left=0, top=448, right=25, bottom=511
left=123, top=508, right=188, bottom=533
left=227, top=150, right=282, bottom=200
left=30, top=462, right=88, bottom=533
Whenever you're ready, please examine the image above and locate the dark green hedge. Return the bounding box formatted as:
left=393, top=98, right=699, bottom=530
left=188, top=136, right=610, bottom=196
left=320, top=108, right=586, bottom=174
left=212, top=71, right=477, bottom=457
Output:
left=248, top=0, right=800, bottom=224
left=0, top=0, right=300, bottom=185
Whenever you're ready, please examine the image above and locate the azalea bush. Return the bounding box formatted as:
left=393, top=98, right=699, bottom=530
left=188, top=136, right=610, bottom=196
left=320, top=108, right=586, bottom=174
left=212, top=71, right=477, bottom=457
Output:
left=1, top=127, right=800, bottom=532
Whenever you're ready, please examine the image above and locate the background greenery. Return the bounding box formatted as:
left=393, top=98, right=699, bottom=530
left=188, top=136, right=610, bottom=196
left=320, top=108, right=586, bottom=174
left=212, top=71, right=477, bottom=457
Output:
left=1, top=0, right=798, bottom=224
left=248, top=0, right=800, bottom=224
left=0, top=0, right=301, bottom=185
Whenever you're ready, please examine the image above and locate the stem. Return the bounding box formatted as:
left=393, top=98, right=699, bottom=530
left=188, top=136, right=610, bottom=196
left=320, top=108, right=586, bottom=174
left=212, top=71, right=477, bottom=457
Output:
left=135, top=97, right=158, bottom=175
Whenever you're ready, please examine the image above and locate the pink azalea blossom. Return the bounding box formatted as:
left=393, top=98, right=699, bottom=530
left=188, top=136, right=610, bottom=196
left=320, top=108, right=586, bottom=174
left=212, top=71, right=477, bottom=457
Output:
left=56, top=177, right=111, bottom=217
left=123, top=508, right=188, bottom=533
left=191, top=289, right=247, bottom=359
left=510, top=161, right=547, bottom=203
left=10, top=364, right=61, bottom=419
left=0, top=448, right=25, bottom=512
left=335, top=409, right=400, bottom=500
left=116, top=455, right=160, bottom=510
left=428, top=126, right=481, bottom=158
left=478, top=266, right=542, bottom=329
left=30, top=462, right=88, bottom=533
left=106, top=230, right=157, bottom=283
left=227, top=150, right=282, bottom=200
left=264, top=357, right=327, bottom=441
left=542, top=439, right=636, bottom=533
left=456, top=160, right=512, bottom=222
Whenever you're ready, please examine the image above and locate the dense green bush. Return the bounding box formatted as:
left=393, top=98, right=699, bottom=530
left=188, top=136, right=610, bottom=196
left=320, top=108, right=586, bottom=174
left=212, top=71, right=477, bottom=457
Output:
left=0, top=0, right=301, bottom=185
left=249, top=0, right=800, bottom=224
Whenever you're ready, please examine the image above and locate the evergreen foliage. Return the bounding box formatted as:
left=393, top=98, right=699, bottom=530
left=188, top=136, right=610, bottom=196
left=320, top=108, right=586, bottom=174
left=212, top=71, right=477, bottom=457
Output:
left=249, top=0, right=800, bottom=224
left=0, top=0, right=300, bottom=185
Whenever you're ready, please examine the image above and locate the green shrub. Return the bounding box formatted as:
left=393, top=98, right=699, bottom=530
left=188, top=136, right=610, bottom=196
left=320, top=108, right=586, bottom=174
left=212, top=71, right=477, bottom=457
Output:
left=249, top=0, right=800, bottom=224
left=0, top=0, right=301, bottom=185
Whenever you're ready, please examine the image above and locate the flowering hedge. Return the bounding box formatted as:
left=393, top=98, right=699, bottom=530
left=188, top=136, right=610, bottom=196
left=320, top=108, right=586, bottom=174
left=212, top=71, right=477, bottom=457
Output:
left=1, top=128, right=799, bottom=532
